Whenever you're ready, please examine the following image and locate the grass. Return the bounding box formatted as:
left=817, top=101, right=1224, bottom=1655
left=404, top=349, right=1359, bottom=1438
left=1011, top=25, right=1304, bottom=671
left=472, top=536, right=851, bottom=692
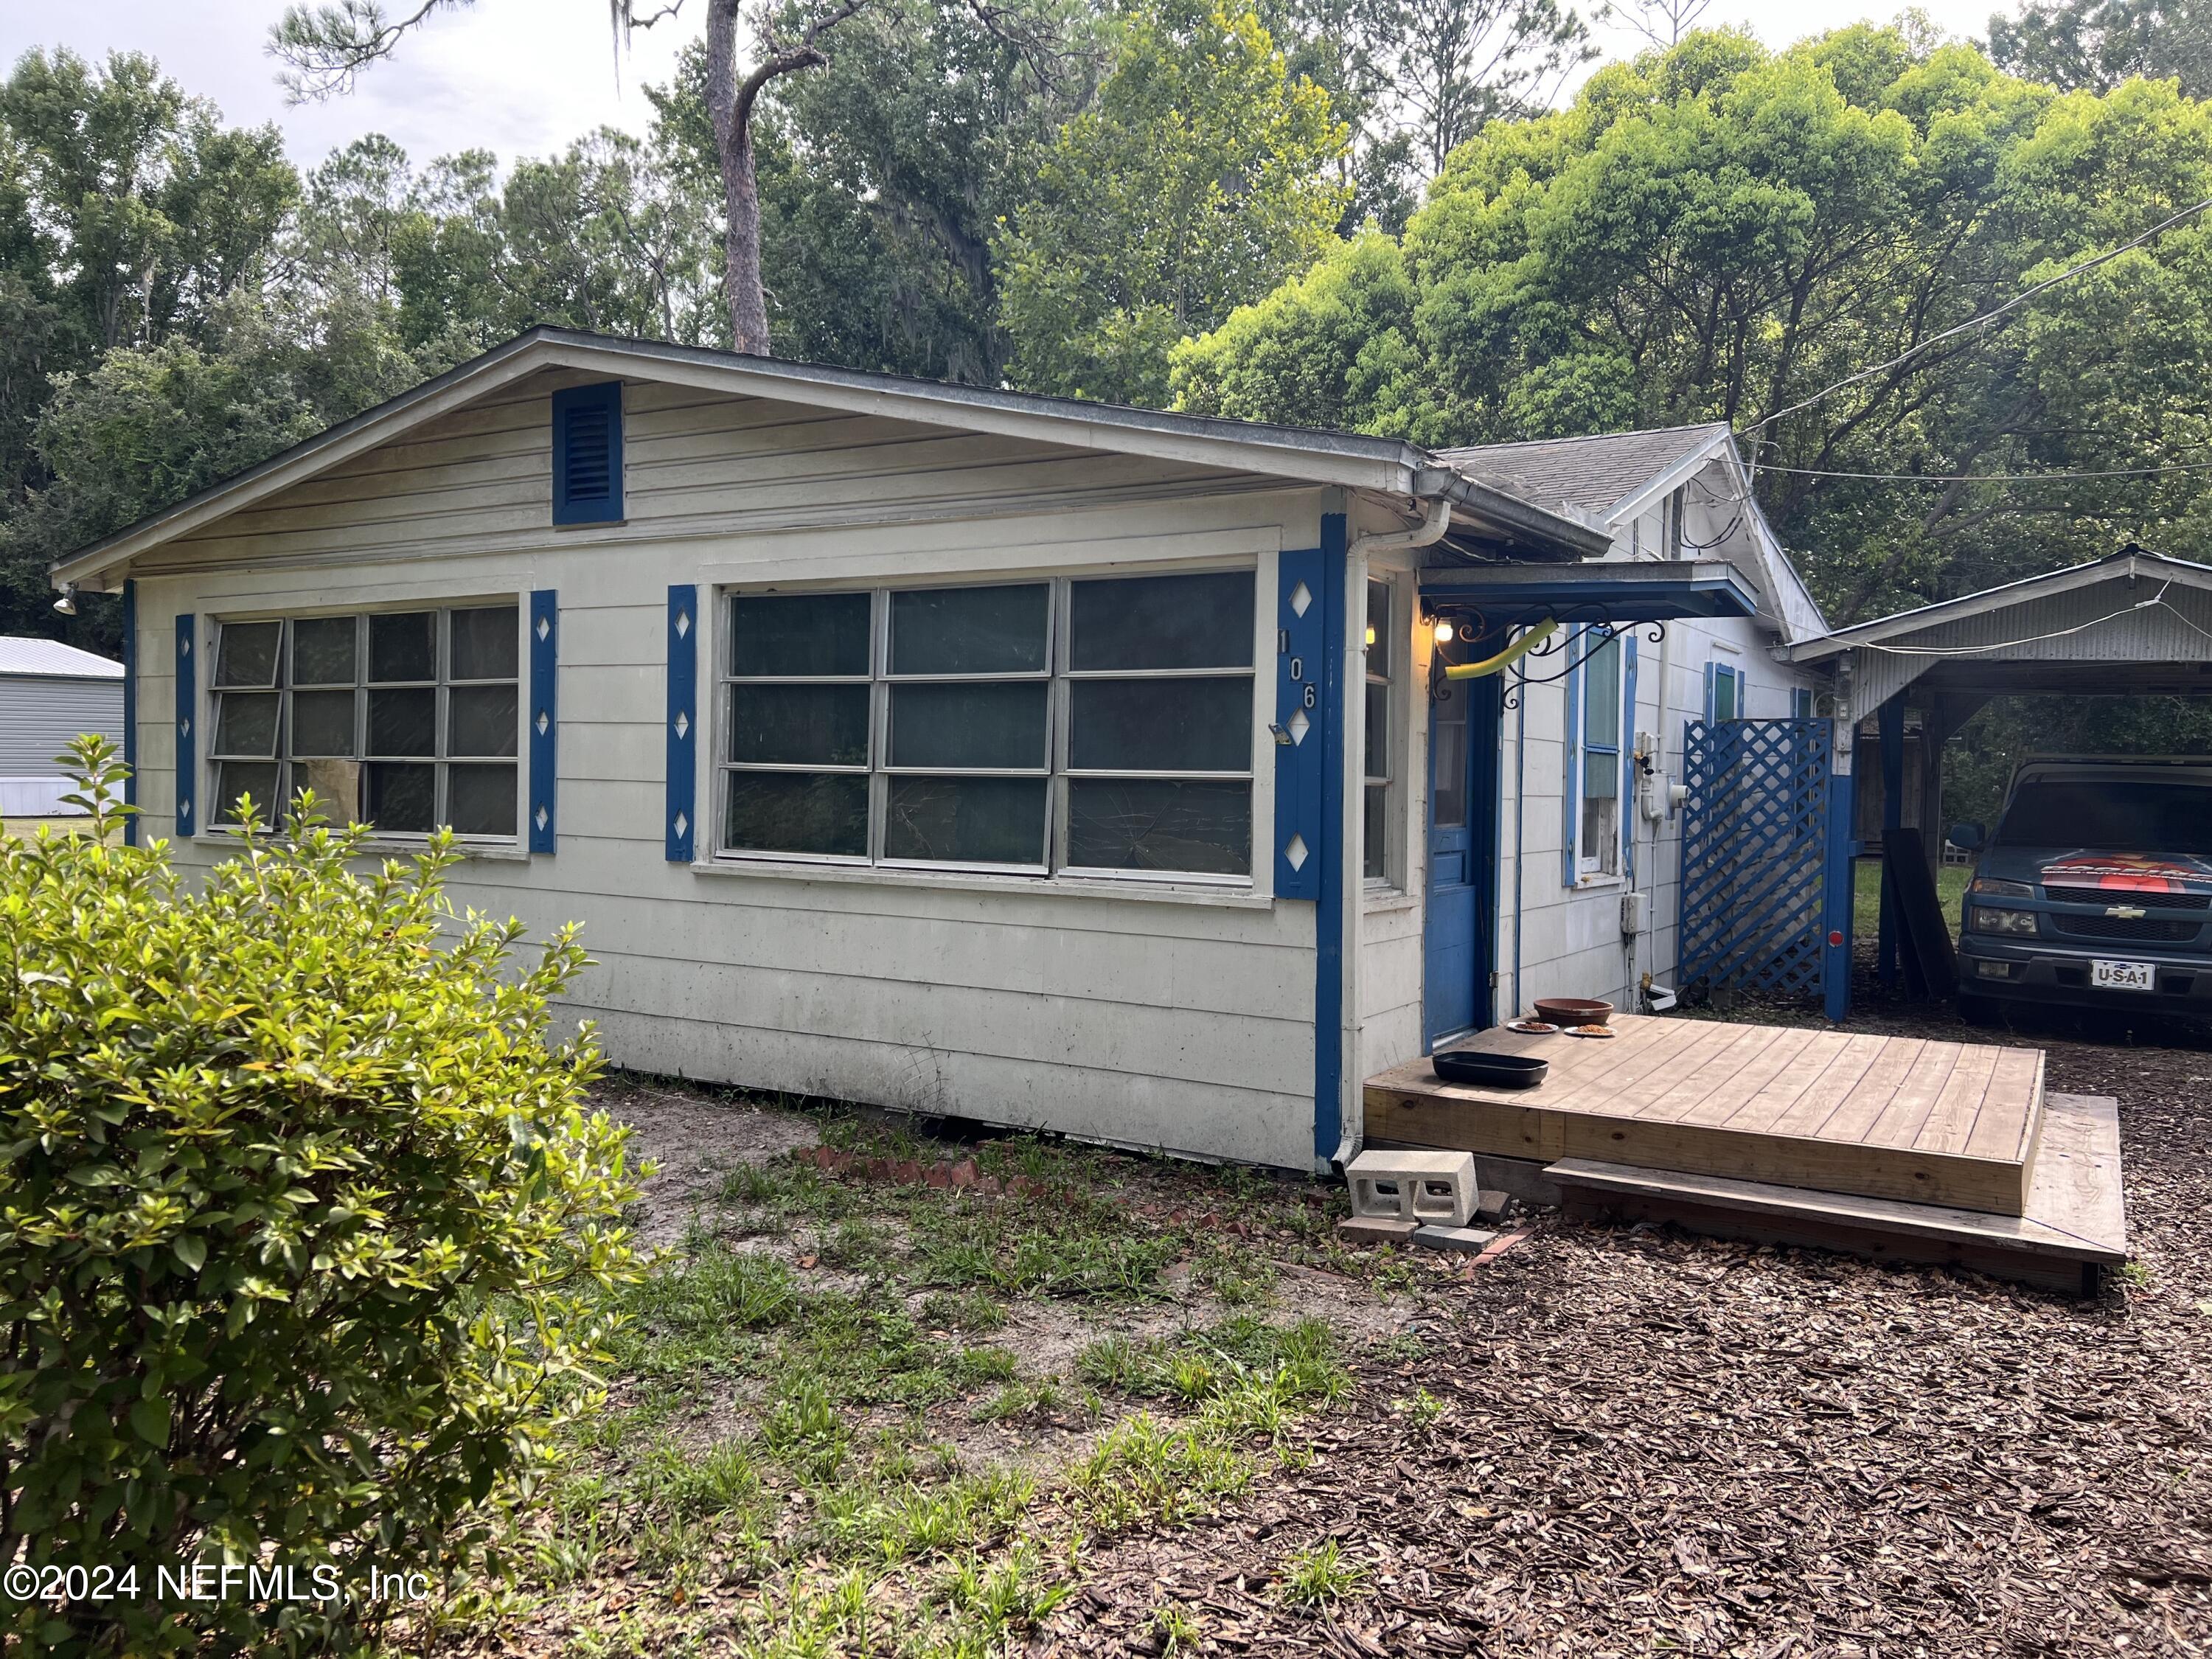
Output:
left=1853, top=854, right=1971, bottom=940
left=1278, top=1537, right=1369, bottom=1607
left=400, top=1099, right=1367, bottom=1655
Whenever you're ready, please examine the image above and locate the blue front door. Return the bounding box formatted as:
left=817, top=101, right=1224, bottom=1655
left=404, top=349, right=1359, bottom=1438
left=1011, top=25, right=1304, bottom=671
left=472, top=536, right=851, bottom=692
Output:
left=1424, top=651, right=1499, bottom=1045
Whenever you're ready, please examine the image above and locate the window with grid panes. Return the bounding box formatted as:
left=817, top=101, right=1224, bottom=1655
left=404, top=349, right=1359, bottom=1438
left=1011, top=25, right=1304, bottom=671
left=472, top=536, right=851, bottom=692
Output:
left=719, top=569, right=1254, bottom=877
left=1576, top=629, right=1623, bottom=877
left=207, top=606, right=521, bottom=836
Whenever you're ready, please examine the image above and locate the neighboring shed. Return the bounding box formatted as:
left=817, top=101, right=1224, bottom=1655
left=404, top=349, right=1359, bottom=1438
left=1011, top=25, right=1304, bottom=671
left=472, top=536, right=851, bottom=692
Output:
left=0, top=637, right=125, bottom=816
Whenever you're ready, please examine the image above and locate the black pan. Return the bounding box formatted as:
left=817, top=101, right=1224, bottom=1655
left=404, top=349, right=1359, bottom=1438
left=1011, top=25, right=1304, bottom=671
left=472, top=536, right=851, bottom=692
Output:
left=1432, top=1050, right=1548, bottom=1089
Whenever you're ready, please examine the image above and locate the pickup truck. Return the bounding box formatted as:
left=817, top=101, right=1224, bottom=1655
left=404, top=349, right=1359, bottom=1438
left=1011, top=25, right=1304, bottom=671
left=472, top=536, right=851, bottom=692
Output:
left=1951, top=757, right=2212, bottom=1020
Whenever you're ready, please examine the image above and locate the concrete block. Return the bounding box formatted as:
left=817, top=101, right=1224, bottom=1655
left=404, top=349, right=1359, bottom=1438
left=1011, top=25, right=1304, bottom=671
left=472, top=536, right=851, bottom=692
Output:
left=1475, top=1188, right=1512, bottom=1224
left=1338, top=1215, right=1419, bottom=1246
left=1412, top=1224, right=1499, bottom=1253
left=1346, top=1150, right=1478, bottom=1225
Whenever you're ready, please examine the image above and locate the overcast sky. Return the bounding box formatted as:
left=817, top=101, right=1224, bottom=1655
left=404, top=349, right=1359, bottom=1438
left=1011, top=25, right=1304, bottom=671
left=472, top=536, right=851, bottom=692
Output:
left=4, top=0, right=2005, bottom=173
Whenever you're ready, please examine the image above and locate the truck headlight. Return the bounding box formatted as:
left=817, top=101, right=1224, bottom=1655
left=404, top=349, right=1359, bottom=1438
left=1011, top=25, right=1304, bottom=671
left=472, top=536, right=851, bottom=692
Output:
left=1969, top=877, right=2034, bottom=900
left=1971, top=907, right=2037, bottom=936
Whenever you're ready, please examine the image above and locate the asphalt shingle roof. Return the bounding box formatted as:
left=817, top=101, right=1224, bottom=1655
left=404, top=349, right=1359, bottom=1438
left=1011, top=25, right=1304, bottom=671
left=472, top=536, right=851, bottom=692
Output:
left=1437, top=423, right=1733, bottom=521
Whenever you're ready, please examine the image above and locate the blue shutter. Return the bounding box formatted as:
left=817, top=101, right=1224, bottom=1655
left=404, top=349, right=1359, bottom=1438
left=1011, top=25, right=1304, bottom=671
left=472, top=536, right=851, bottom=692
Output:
left=552, top=382, right=625, bottom=525
left=667, top=585, right=698, bottom=861
left=1312, top=512, right=1348, bottom=1164
left=1703, top=661, right=1717, bottom=724
left=1621, top=630, right=1638, bottom=880
left=529, top=591, right=557, bottom=852
left=1561, top=627, right=1581, bottom=887
left=1273, top=547, right=1326, bottom=900
left=174, top=613, right=196, bottom=838
left=122, top=580, right=139, bottom=846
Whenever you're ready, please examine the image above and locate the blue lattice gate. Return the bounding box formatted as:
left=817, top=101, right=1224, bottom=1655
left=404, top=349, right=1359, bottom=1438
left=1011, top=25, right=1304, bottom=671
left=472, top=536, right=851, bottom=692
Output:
left=1679, top=718, right=1845, bottom=1006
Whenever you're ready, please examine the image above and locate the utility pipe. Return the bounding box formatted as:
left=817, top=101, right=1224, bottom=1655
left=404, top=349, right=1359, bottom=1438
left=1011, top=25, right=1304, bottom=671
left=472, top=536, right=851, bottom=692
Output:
left=1348, top=493, right=1453, bottom=560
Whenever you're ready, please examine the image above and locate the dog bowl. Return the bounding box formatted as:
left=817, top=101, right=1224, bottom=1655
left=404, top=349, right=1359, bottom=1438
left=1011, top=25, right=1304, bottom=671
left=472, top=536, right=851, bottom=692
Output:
left=1432, top=1051, right=1549, bottom=1089
left=1534, top=997, right=1614, bottom=1026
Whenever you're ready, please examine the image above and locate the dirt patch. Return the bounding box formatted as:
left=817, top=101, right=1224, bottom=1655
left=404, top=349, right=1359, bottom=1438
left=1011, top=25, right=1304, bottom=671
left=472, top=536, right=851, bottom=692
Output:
left=597, top=1076, right=820, bottom=1251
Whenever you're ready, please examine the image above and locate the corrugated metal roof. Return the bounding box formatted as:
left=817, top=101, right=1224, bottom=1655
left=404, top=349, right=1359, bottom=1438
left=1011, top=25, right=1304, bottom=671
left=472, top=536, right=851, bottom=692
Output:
left=1437, top=424, right=1733, bottom=521
left=0, top=637, right=124, bottom=680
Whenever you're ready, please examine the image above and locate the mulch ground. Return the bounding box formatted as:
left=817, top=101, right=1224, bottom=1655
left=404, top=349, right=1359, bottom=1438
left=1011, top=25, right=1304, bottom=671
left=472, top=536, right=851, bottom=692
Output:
left=1043, top=1001, right=2212, bottom=1657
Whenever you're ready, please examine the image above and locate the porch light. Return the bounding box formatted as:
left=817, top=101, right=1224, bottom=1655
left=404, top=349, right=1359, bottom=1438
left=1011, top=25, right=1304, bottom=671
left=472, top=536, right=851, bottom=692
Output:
left=1433, top=617, right=1455, bottom=644
left=1366, top=625, right=1377, bottom=646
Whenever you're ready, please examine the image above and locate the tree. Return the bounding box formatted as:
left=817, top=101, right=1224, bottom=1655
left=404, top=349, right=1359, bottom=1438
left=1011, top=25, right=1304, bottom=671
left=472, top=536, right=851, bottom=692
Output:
left=271, top=0, right=870, bottom=355
left=995, top=0, right=1351, bottom=406
left=1172, top=27, right=2212, bottom=621
left=1989, top=0, right=2212, bottom=97
left=1385, top=0, right=1594, bottom=175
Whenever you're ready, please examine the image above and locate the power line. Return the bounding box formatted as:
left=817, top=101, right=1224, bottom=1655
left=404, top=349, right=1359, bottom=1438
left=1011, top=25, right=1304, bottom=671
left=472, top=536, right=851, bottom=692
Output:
left=1758, top=459, right=2212, bottom=483
left=1742, top=192, right=2212, bottom=437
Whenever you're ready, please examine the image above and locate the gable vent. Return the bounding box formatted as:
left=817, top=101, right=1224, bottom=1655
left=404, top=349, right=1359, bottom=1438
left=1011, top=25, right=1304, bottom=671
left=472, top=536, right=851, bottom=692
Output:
left=552, top=381, right=625, bottom=525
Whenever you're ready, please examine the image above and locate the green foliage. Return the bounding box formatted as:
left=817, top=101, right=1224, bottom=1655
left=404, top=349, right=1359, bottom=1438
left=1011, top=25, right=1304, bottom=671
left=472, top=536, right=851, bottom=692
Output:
left=1175, top=24, right=2212, bottom=622
left=997, top=0, right=1352, bottom=406
left=0, top=740, right=642, bottom=1655
left=1989, top=0, right=2212, bottom=98
left=1276, top=1536, right=1368, bottom=1605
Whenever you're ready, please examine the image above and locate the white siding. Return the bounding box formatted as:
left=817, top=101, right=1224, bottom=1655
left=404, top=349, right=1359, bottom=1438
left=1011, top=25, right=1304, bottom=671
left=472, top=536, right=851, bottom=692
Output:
left=129, top=372, right=1333, bottom=1171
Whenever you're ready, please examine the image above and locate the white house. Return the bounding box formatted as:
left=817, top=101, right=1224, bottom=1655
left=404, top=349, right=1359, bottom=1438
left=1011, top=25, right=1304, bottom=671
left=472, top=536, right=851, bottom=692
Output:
left=0, top=636, right=125, bottom=817
left=49, top=330, right=1826, bottom=1171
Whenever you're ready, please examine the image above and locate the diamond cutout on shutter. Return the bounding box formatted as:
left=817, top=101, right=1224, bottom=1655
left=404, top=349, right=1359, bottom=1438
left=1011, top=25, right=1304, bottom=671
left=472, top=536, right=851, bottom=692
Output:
left=536, top=710, right=549, bottom=736
left=672, top=811, right=689, bottom=840
left=675, top=608, right=691, bottom=639
left=1288, top=709, right=1310, bottom=745
left=178, top=798, right=191, bottom=821
left=179, top=637, right=191, bottom=657
left=536, top=613, right=551, bottom=642
left=673, top=709, right=689, bottom=740
left=534, top=804, right=549, bottom=833
left=1289, top=581, right=1312, bottom=618
left=1284, top=833, right=1309, bottom=870
left=178, top=717, right=190, bottom=737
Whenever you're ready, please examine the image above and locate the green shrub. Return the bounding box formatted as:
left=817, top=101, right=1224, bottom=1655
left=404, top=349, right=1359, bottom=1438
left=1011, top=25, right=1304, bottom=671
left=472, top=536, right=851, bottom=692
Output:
left=0, top=741, right=643, bottom=1655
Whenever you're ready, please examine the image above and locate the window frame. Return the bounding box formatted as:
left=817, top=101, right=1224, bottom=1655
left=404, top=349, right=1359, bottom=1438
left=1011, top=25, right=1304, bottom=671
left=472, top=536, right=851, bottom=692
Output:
left=205, top=600, right=526, bottom=844
left=1570, top=627, right=1626, bottom=881
left=1361, top=574, right=1399, bottom=889
left=713, top=566, right=1260, bottom=885
left=1706, top=658, right=1747, bottom=723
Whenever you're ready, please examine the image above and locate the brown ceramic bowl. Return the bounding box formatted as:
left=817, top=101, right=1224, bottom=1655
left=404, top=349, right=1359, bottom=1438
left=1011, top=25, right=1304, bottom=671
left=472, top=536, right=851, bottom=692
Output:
left=1533, top=997, right=1614, bottom=1026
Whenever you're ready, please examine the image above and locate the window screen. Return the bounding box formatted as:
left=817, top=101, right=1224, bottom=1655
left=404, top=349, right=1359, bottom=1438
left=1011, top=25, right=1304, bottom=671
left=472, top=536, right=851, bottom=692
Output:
left=209, top=606, right=521, bottom=837
left=719, top=570, right=1256, bottom=877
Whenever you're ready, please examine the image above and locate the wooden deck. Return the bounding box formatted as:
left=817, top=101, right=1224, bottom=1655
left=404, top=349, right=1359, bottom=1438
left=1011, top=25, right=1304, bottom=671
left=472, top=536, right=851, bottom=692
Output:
left=1363, top=1015, right=2047, bottom=1216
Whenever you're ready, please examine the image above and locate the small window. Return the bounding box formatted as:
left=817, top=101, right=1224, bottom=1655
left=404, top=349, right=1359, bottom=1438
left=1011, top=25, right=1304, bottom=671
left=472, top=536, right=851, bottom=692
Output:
left=1576, top=631, right=1623, bottom=878
left=1792, top=685, right=1815, bottom=720
left=1708, top=661, right=1745, bottom=723
left=552, top=382, right=625, bottom=525
left=1363, top=578, right=1394, bottom=883
left=209, top=605, right=521, bottom=838
left=718, top=570, right=1256, bottom=878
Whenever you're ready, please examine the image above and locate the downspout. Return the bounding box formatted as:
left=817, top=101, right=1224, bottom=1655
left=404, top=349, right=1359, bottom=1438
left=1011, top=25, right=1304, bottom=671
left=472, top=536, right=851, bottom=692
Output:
left=1331, top=493, right=1455, bottom=1170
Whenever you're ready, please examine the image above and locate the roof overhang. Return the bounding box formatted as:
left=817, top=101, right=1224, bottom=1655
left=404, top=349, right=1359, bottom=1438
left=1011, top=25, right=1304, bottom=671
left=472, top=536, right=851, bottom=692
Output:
left=52, top=328, right=1600, bottom=590
left=1416, top=558, right=1764, bottom=624
left=1784, top=551, right=2212, bottom=663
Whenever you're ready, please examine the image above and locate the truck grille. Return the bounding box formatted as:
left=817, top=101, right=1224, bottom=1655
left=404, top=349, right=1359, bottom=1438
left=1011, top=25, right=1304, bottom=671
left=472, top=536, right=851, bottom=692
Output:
left=2042, top=885, right=2211, bottom=911
left=2049, top=912, right=2202, bottom=943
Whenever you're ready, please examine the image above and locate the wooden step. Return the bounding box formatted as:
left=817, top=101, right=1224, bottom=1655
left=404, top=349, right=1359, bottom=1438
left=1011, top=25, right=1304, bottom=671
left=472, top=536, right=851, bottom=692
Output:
left=1544, top=1093, right=2125, bottom=1296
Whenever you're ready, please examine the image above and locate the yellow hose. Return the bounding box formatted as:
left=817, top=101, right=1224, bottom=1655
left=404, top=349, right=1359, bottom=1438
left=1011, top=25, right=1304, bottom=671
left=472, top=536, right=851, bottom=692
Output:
left=1441, top=617, right=1558, bottom=680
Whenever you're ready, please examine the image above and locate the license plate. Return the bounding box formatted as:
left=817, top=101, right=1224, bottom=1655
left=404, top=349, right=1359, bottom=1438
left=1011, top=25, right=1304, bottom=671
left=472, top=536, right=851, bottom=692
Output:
left=2093, top=959, right=2157, bottom=992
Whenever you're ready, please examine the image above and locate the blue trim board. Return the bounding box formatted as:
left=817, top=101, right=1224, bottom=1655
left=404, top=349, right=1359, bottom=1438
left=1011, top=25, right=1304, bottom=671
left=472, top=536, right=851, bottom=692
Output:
left=1877, top=698, right=1904, bottom=987
left=1621, top=630, right=1638, bottom=883
left=529, top=590, right=558, bottom=853
left=121, top=580, right=138, bottom=846
left=1821, top=720, right=1857, bottom=1021
left=1561, top=630, right=1581, bottom=888
left=173, top=613, right=196, bottom=838
left=1274, top=547, right=1326, bottom=900
left=666, top=585, right=698, bottom=861
left=1312, top=513, right=1347, bottom=1164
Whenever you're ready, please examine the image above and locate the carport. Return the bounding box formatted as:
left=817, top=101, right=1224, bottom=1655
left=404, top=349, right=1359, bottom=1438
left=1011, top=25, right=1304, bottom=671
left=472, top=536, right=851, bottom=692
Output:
left=1782, top=549, right=2212, bottom=1012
